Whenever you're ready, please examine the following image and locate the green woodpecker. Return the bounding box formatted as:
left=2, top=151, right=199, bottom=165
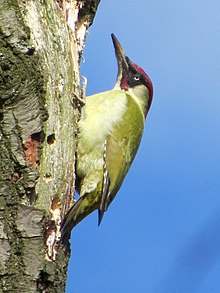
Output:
left=61, top=34, right=153, bottom=241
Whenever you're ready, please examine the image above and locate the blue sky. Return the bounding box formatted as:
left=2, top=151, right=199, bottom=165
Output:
left=66, top=1, right=220, bottom=292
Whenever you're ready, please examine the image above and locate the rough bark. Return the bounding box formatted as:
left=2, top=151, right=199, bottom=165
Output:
left=0, top=0, right=100, bottom=292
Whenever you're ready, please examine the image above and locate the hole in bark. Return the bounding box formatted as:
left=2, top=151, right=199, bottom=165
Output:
left=26, top=46, right=35, bottom=56
left=47, top=133, right=55, bottom=145
left=31, top=131, right=45, bottom=142
left=37, top=271, right=53, bottom=291
left=25, top=131, right=45, bottom=167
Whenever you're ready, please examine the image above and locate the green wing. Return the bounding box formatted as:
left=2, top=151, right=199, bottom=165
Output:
left=103, top=93, right=145, bottom=212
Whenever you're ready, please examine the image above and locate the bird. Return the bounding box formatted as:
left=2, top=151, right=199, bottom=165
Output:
left=61, top=33, right=153, bottom=242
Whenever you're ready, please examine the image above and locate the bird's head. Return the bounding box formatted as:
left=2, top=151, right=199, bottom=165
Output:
left=112, top=34, right=153, bottom=116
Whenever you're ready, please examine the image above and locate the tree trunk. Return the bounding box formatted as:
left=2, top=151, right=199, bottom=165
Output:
left=0, top=0, right=100, bottom=292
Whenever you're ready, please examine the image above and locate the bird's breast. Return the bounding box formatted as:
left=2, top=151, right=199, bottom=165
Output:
left=78, top=90, right=128, bottom=153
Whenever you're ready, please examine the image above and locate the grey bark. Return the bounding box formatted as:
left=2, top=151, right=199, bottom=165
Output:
left=0, top=0, right=100, bottom=292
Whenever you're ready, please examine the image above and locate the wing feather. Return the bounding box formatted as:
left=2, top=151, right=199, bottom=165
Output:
left=104, top=93, right=145, bottom=211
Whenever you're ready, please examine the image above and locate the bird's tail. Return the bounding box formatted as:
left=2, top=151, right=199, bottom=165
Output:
left=60, top=194, right=99, bottom=243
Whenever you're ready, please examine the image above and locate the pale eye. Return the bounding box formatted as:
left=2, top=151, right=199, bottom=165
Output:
left=133, top=74, right=140, bottom=81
